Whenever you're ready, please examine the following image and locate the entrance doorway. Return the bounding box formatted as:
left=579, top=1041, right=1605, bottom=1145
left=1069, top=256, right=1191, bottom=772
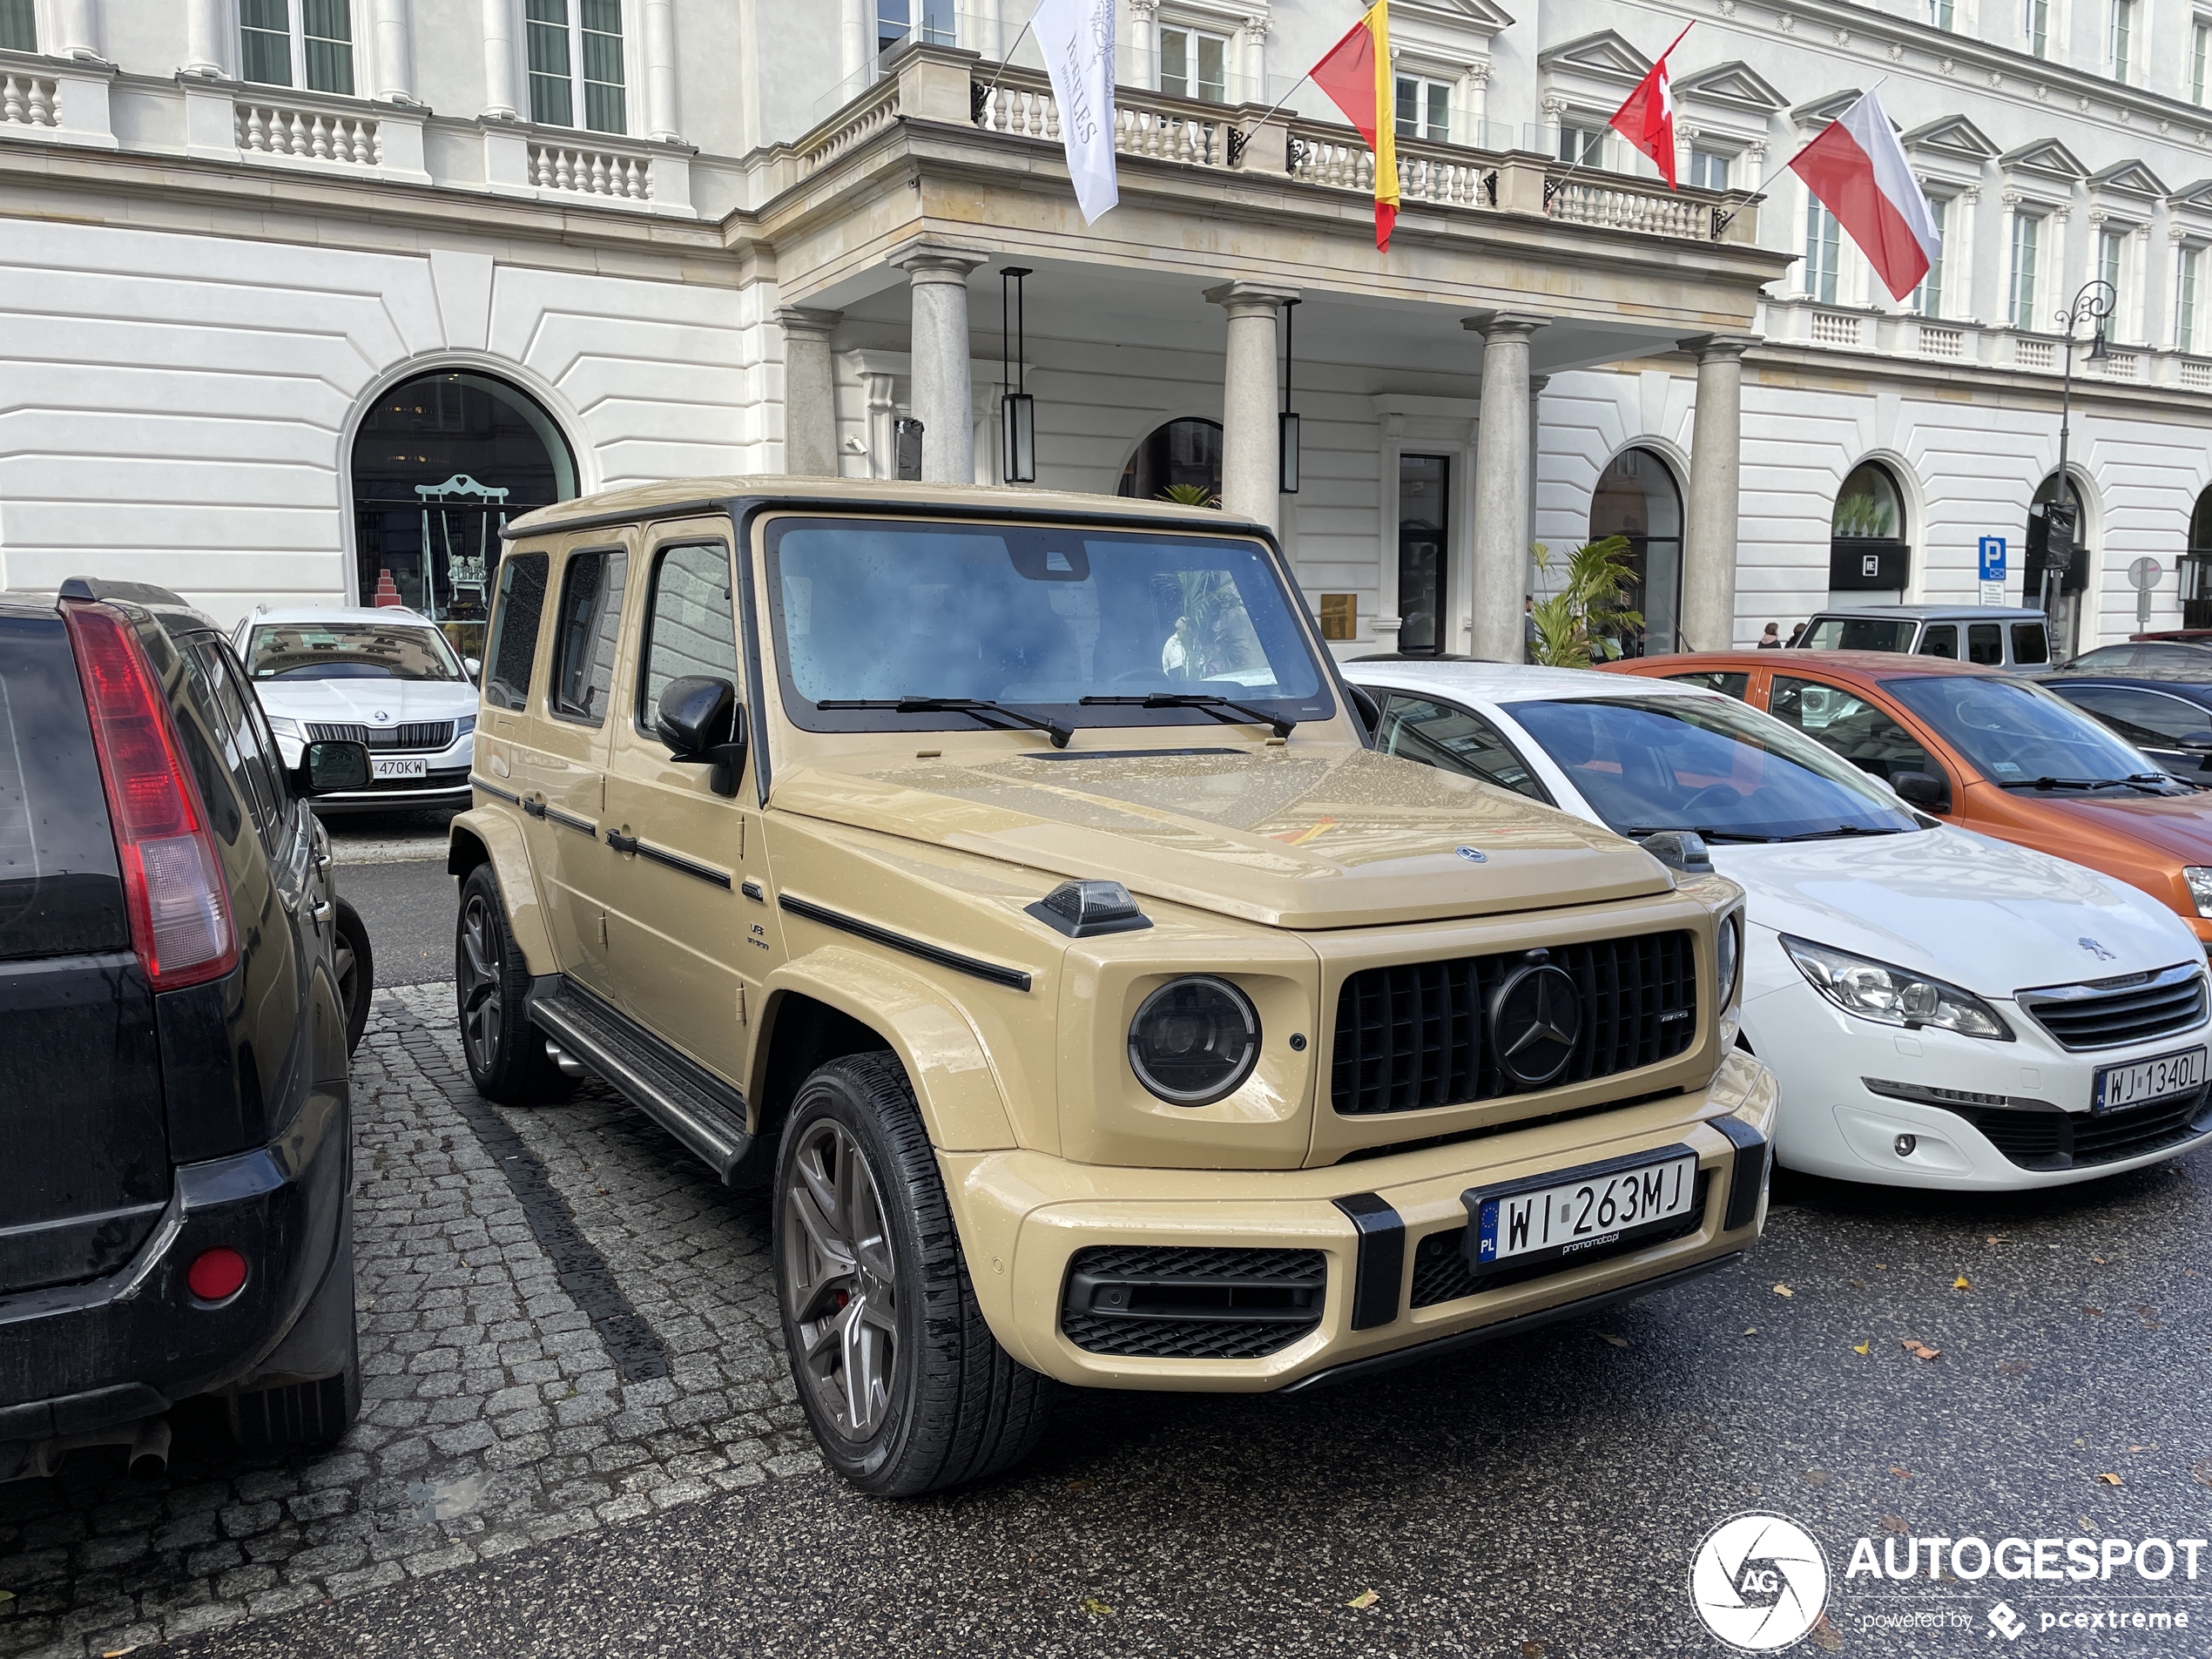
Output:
left=350, top=372, right=578, bottom=658
left=1588, top=448, right=1681, bottom=655
left=1396, top=455, right=1450, bottom=655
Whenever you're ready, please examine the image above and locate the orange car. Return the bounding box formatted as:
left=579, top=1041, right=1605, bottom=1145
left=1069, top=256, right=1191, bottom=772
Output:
left=1606, top=651, right=2212, bottom=949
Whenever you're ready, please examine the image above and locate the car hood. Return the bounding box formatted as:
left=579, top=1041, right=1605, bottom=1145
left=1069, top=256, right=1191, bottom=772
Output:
left=2037, top=791, right=2212, bottom=863
left=1713, top=826, right=2198, bottom=995
left=250, top=678, right=478, bottom=725
left=772, top=745, right=1675, bottom=928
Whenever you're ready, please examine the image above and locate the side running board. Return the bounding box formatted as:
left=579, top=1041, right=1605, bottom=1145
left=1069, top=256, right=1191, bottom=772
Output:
left=524, top=976, right=755, bottom=1184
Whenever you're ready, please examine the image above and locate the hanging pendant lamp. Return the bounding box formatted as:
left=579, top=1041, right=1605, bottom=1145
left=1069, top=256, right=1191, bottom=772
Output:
left=1279, top=298, right=1301, bottom=495
left=1001, top=266, right=1036, bottom=484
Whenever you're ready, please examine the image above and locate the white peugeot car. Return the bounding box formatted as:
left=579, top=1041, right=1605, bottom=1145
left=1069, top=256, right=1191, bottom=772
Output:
left=232, top=606, right=477, bottom=814
left=1344, top=660, right=2212, bottom=1190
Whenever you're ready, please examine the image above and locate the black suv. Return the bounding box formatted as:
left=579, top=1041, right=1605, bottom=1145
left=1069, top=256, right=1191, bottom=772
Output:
left=1, top=578, right=374, bottom=1479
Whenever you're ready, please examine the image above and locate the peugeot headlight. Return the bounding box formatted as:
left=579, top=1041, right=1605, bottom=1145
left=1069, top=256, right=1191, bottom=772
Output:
left=266, top=715, right=301, bottom=739
left=2186, top=867, right=2212, bottom=919
left=1128, top=976, right=1260, bottom=1106
left=1781, top=935, right=2012, bottom=1040
left=1716, top=909, right=1743, bottom=1011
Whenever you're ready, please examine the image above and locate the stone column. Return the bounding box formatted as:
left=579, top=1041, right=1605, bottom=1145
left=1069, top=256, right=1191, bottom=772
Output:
left=1679, top=334, right=1758, bottom=652
left=643, top=0, right=681, bottom=142
left=893, top=243, right=990, bottom=485
left=1463, top=312, right=1547, bottom=661
left=184, top=0, right=225, bottom=77
left=1204, top=280, right=1300, bottom=531
left=372, top=0, right=415, bottom=102
left=777, top=307, right=844, bottom=477
left=53, top=0, right=99, bottom=60
left=482, top=0, right=520, bottom=119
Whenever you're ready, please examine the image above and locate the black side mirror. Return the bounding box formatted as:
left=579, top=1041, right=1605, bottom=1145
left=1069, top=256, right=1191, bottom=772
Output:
left=1892, top=770, right=1951, bottom=813
left=2175, top=734, right=2212, bottom=752
left=302, top=740, right=370, bottom=794
left=656, top=676, right=747, bottom=798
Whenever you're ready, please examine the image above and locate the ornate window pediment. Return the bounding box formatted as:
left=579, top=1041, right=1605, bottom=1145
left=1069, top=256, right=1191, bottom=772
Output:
left=1672, top=61, right=1789, bottom=118
left=1900, top=115, right=1999, bottom=165
left=1999, top=138, right=2088, bottom=185
left=2088, top=158, right=2169, bottom=199
left=1791, top=89, right=1871, bottom=131
left=1536, top=30, right=1653, bottom=86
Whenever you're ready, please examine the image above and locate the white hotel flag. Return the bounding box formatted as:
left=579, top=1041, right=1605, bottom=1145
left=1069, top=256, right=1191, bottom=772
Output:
left=1032, top=0, right=1120, bottom=223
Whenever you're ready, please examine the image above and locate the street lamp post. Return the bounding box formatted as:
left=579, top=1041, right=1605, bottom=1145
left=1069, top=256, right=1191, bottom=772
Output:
left=2045, top=279, right=2115, bottom=650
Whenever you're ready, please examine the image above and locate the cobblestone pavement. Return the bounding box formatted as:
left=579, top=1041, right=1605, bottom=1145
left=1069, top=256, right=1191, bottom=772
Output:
left=0, top=983, right=818, bottom=1659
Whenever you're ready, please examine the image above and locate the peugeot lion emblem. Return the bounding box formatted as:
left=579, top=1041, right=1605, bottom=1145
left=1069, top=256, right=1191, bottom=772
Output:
left=1456, top=846, right=1488, bottom=864
left=2079, top=936, right=2117, bottom=962
left=1489, top=962, right=1583, bottom=1087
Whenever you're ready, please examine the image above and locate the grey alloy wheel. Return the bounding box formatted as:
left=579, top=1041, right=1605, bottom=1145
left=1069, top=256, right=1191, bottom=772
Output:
left=452, top=863, right=570, bottom=1104
left=781, top=1118, right=900, bottom=1440
left=457, top=887, right=504, bottom=1075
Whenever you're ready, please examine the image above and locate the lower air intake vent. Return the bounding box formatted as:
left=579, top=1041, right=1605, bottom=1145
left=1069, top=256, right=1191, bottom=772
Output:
left=1060, top=1244, right=1325, bottom=1359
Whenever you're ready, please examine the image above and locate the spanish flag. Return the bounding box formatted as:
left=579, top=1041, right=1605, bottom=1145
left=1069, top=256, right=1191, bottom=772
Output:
left=1309, top=2, right=1399, bottom=250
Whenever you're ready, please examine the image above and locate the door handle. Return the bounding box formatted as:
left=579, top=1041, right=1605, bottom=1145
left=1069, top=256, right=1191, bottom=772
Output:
left=309, top=900, right=334, bottom=925
left=607, top=830, right=639, bottom=853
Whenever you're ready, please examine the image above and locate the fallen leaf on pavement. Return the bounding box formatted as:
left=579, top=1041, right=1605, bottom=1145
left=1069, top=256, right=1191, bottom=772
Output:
left=2085, top=1306, right=2105, bottom=1318
left=2097, top=1474, right=2124, bottom=1487
left=1852, top=1340, right=1871, bottom=1355
left=1953, top=1276, right=1971, bottom=1291
left=1891, top=1467, right=1914, bottom=1480
left=0, top=1591, right=13, bottom=1605
left=1986, top=1235, right=2010, bottom=1244
left=1521, top=1643, right=1546, bottom=1659
left=1999, top=1359, right=2033, bottom=1375
left=2128, top=1445, right=2153, bottom=1453
left=2191, top=1463, right=2212, bottom=1490
left=1081, top=1598, right=1113, bottom=1617
left=1808, top=1615, right=1844, bottom=1653
left=2094, top=1256, right=2107, bottom=1265
left=1804, top=1470, right=1831, bottom=1486
left=1875, top=1262, right=1888, bottom=1270
left=1883, top=1514, right=1909, bottom=1534
left=1773, top=1284, right=1793, bottom=1298
left=1902, top=1339, right=1942, bottom=1361
left=1849, top=1278, right=1867, bottom=1290
left=1067, top=1478, right=1092, bottom=1492
left=1743, top=1326, right=1758, bottom=1336
left=1595, top=1332, right=1628, bottom=1348
left=1347, top=1589, right=1379, bottom=1610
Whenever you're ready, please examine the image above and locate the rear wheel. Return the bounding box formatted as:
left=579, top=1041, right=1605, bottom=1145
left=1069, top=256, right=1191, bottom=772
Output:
left=773, top=1054, right=1053, bottom=1495
left=333, top=896, right=373, bottom=1057
left=455, top=864, right=570, bottom=1105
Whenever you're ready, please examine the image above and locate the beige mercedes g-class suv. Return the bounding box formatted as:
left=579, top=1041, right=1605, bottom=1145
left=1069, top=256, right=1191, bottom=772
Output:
left=447, top=478, right=1776, bottom=1495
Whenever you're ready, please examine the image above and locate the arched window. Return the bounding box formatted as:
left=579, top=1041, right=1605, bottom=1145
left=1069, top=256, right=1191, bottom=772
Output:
left=1588, top=448, right=1683, bottom=656
left=351, top=372, right=578, bottom=659
left=1829, top=462, right=1909, bottom=597
left=2185, top=482, right=2212, bottom=628
left=1117, top=417, right=1224, bottom=504
left=2027, top=471, right=2093, bottom=654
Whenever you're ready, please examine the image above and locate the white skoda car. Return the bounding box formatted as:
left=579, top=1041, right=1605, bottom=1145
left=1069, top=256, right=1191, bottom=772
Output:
left=1344, top=660, right=2212, bottom=1190
left=232, top=606, right=477, bottom=814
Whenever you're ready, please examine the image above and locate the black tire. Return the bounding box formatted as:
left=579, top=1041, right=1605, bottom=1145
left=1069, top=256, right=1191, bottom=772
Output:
left=227, top=1231, right=361, bottom=1450
left=455, top=863, right=571, bottom=1105
left=773, top=1053, right=1053, bottom=1496
left=333, top=895, right=374, bottom=1058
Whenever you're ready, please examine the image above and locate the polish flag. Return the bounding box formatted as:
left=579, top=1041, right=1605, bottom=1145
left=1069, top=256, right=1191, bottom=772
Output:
left=1789, top=90, right=1944, bottom=300
left=1609, top=25, right=1690, bottom=189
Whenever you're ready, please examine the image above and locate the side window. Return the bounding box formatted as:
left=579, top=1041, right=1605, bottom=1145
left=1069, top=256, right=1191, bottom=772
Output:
left=2012, top=622, right=2051, bottom=665
left=1769, top=676, right=1936, bottom=784
left=2062, top=686, right=2212, bottom=747
left=637, top=543, right=739, bottom=734
left=483, top=551, right=550, bottom=712
left=178, top=637, right=284, bottom=852
left=550, top=547, right=628, bottom=726
left=210, top=643, right=295, bottom=837
left=1918, top=624, right=1958, bottom=659
left=1665, top=670, right=1750, bottom=699
left=1966, top=623, right=2004, bottom=665
left=1375, top=693, right=1552, bottom=801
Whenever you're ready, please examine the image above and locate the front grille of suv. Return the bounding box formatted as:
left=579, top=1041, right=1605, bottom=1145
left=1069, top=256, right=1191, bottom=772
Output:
left=1331, top=930, right=1699, bottom=1116
left=307, top=720, right=457, bottom=752
left=1059, top=1244, right=1325, bottom=1359
left=2014, top=965, right=2208, bottom=1052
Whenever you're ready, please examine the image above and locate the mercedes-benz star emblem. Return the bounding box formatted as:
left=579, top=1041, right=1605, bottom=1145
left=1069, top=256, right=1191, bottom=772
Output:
left=1455, top=846, right=1487, bottom=863
left=1489, top=963, right=1582, bottom=1087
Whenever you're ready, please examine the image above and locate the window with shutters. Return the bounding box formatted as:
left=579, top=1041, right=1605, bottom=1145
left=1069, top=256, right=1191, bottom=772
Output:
left=239, top=0, right=356, bottom=96
left=527, top=0, right=627, bottom=134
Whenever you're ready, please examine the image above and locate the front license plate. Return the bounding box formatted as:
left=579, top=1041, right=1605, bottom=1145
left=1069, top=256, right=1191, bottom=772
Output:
left=370, top=757, right=428, bottom=781
left=2093, top=1047, right=2208, bottom=1114
left=1466, top=1145, right=1701, bottom=1276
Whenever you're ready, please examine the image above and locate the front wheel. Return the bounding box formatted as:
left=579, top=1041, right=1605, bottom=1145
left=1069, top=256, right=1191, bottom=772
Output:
left=773, top=1054, right=1053, bottom=1495
left=455, top=864, right=571, bottom=1105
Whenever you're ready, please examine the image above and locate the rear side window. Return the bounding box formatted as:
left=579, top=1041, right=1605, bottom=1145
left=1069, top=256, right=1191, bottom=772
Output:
left=1918, top=624, right=1957, bottom=659
left=550, top=548, right=628, bottom=726
left=637, top=543, right=738, bottom=733
left=2060, top=685, right=2212, bottom=746
left=2012, top=622, right=2051, bottom=666
left=183, top=638, right=293, bottom=856
left=1665, top=670, right=1749, bottom=699
left=0, top=616, right=129, bottom=961
left=1966, top=623, right=2004, bottom=665
left=1769, top=675, right=1936, bottom=785
left=1375, top=693, right=1551, bottom=802
left=484, top=552, right=550, bottom=712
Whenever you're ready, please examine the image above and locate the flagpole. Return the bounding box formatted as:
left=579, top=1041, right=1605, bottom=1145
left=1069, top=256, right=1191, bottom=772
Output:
left=1559, top=22, right=1694, bottom=208
left=979, top=8, right=1042, bottom=105
left=1231, top=1, right=1379, bottom=160
left=1714, top=76, right=1887, bottom=235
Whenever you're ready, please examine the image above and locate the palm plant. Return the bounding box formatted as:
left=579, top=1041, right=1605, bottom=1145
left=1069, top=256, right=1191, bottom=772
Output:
left=1528, top=536, right=1643, bottom=668
left=1157, top=483, right=1220, bottom=508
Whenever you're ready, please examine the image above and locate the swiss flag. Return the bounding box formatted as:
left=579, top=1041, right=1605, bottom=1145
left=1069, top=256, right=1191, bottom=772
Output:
left=1609, top=24, right=1691, bottom=189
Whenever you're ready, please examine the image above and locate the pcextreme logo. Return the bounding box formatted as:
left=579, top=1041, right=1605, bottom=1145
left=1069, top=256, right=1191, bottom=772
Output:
left=1689, top=1513, right=1832, bottom=1652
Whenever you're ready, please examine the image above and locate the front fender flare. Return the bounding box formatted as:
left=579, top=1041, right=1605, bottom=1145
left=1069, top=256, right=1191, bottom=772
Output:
left=759, top=946, right=1018, bottom=1153
left=446, top=807, right=555, bottom=978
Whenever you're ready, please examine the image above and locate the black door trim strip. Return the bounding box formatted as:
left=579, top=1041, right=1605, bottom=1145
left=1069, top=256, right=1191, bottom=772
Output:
left=544, top=806, right=597, bottom=837
left=470, top=777, right=521, bottom=805
left=636, top=840, right=733, bottom=890
left=778, top=894, right=1032, bottom=992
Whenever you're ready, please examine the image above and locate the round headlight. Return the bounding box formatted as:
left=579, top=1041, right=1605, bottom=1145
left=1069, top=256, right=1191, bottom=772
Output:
left=1128, top=976, right=1260, bottom=1106
left=1716, top=911, right=1742, bottom=1010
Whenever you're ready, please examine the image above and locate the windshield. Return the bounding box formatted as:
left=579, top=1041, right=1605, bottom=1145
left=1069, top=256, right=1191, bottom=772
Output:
left=1884, top=673, right=2162, bottom=786
left=1797, top=617, right=1915, bottom=652
left=765, top=519, right=1332, bottom=735
left=1504, top=694, right=1920, bottom=840
left=246, top=623, right=465, bottom=683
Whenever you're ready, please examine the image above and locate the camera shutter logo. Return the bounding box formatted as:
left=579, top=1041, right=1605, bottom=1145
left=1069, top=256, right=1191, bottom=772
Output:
left=1689, top=1513, right=1831, bottom=1652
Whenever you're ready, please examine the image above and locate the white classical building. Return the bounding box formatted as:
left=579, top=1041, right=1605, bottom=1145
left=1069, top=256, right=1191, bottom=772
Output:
left=0, top=0, right=2208, bottom=656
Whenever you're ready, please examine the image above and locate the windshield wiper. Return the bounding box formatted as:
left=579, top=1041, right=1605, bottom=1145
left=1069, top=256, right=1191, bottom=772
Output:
left=1621, top=825, right=1781, bottom=844
left=1996, top=776, right=2165, bottom=793
left=817, top=697, right=1072, bottom=749
left=1770, top=824, right=1913, bottom=841
left=1079, top=692, right=1297, bottom=738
